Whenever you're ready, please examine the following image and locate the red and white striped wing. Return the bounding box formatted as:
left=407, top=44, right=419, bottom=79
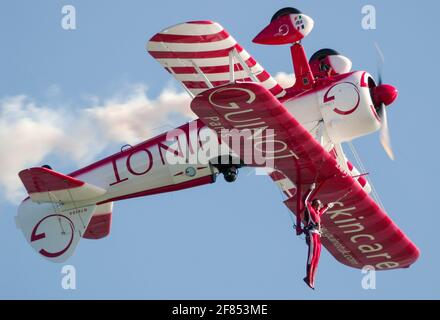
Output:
left=147, top=21, right=286, bottom=98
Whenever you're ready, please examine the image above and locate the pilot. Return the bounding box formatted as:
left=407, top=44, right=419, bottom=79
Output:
left=309, top=48, right=352, bottom=80
left=302, top=184, right=333, bottom=289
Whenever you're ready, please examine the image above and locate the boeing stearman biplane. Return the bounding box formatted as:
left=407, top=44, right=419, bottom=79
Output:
left=15, top=7, right=419, bottom=288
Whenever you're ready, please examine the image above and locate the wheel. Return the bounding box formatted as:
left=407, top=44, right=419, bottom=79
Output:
left=223, top=166, right=238, bottom=183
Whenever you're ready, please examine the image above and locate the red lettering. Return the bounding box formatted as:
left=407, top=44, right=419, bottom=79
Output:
left=126, top=149, right=153, bottom=176
left=109, top=158, right=128, bottom=186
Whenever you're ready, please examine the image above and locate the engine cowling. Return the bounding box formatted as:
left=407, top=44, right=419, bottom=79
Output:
left=318, top=71, right=381, bottom=143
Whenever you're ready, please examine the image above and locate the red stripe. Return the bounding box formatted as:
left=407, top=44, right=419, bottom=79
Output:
left=98, top=175, right=214, bottom=204
left=149, top=44, right=243, bottom=59
left=186, top=20, right=214, bottom=24
left=183, top=78, right=252, bottom=89
left=171, top=63, right=245, bottom=74
left=150, top=30, right=229, bottom=44
left=269, top=85, right=284, bottom=96
left=256, top=71, right=271, bottom=82
left=270, top=171, right=285, bottom=181
left=246, top=57, right=257, bottom=68
left=358, top=176, right=367, bottom=187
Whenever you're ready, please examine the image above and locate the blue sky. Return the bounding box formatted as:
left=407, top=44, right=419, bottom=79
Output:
left=0, top=0, right=438, bottom=299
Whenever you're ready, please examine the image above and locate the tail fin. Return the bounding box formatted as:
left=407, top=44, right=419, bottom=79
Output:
left=16, top=167, right=107, bottom=262
left=16, top=200, right=97, bottom=262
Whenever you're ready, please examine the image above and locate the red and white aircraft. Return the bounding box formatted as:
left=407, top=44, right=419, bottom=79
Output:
left=16, top=8, right=419, bottom=285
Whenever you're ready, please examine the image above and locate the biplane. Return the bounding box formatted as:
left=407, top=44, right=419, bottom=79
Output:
left=15, top=7, right=419, bottom=287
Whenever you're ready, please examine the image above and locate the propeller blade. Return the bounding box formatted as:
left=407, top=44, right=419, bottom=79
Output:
left=378, top=103, right=395, bottom=160
left=374, top=42, right=385, bottom=85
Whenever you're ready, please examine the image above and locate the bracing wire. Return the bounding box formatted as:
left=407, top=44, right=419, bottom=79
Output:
left=347, top=141, right=386, bottom=211
left=273, top=178, right=296, bottom=226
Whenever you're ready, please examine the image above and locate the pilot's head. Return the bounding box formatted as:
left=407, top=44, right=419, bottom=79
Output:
left=312, top=199, right=323, bottom=209
left=309, top=48, right=352, bottom=78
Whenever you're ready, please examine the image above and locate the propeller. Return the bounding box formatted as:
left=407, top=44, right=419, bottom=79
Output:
left=373, top=42, right=397, bottom=160
left=377, top=103, right=395, bottom=160
left=374, top=42, right=385, bottom=85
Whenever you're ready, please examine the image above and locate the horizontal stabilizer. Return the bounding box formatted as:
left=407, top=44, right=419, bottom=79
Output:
left=83, top=202, right=113, bottom=240
left=19, top=167, right=106, bottom=203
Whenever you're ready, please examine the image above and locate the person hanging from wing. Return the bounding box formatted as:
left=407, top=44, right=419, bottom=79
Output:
left=301, top=183, right=333, bottom=289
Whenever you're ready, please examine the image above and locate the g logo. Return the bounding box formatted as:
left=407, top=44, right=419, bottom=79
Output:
left=31, top=214, right=75, bottom=258
left=323, top=82, right=360, bottom=115
left=278, top=24, right=290, bottom=36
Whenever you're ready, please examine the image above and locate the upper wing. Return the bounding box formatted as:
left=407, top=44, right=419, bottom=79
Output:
left=191, top=82, right=419, bottom=270
left=147, top=21, right=285, bottom=98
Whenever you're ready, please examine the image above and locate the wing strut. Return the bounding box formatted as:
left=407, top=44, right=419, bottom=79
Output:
left=230, top=48, right=259, bottom=83
left=191, top=60, right=214, bottom=89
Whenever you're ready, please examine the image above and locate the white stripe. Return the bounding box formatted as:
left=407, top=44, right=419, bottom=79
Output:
left=156, top=57, right=231, bottom=68
left=157, top=22, right=223, bottom=36
left=250, top=62, right=265, bottom=75
left=148, top=36, right=236, bottom=52
left=236, top=50, right=251, bottom=64
left=154, top=51, right=251, bottom=69
left=275, top=90, right=287, bottom=98
left=174, top=70, right=251, bottom=82
left=155, top=49, right=250, bottom=68
left=260, top=77, right=279, bottom=89
left=276, top=177, right=295, bottom=191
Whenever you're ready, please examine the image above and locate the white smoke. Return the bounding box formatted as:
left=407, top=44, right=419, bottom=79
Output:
left=0, top=84, right=192, bottom=203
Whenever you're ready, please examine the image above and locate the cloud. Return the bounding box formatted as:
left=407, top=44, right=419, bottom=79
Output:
left=0, top=85, right=192, bottom=203
left=274, top=72, right=296, bottom=89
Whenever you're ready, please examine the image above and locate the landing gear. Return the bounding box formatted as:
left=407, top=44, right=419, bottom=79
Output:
left=223, top=166, right=238, bottom=183
left=210, top=156, right=242, bottom=183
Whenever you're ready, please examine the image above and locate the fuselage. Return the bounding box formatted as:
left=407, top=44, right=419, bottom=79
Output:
left=39, top=70, right=378, bottom=211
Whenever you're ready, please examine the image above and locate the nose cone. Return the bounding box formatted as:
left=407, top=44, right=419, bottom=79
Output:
left=372, top=84, right=398, bottom=106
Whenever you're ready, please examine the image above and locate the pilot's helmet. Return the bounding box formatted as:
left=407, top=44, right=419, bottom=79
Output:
left=309, top=48, right=352, bottom=77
